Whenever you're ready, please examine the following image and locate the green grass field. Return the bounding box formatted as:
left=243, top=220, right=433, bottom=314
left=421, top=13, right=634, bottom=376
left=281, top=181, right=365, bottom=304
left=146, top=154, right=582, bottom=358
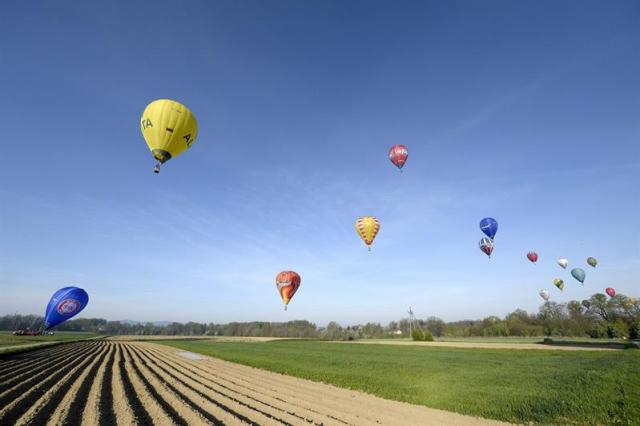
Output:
left=158, top=339, right=640, bottom=425
left=435, top=336, right=629, bottom=344
left=0, top=330, right=100, bottom=351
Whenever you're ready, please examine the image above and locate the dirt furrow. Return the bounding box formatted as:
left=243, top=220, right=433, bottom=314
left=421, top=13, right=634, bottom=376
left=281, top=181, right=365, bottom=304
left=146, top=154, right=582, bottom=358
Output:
left=0, top=342, right=94, bottom=392
left=97, top=343, right=117, bottom=425
left=0, top=342, right=81, bottom=374
left=80, top=342, right=116, bottom=426
left=53, top=342, right=111, bottom=425
left=112, top=343, right=152, bottom=425
left=135, top=343, right=291, bottom=425
left=120, top=343, right=198, bottom=426
left=0, top=343, right=96, bottom=399
left=128, top=343, right=241, bottom=425
left=0, top=343, right=99, bottom=423
left=12, top=343, right=105, bottom=425
left=144, top=344, right=328, bottom=425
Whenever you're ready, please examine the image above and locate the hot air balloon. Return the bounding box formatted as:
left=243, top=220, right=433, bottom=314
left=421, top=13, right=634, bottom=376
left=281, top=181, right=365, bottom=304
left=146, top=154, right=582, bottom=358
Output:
left=553, top=278, right=564, bottom=291
left=605, top=287, right=616, bottom=298
left=527, top=252, right=538, bottom=264
left=479, top=237, right=494, bottom=258
left=44, top=287, right=89, bottom=330
left=571, top=268, right=586, bottom=284
left=275, top=271, right=301, bottom=310
left=479, top=217, right=498, bottom=240
left=539, top=290, right=550, bottom=301
left=557, top=258, right=568, bottom=269
left=587, top=257, right=598, bottom=267
left=388, top=144, right=408, bottom=171
left=141, top=99, right=198, bottom=173
left=581, top=300, right=591, bottom=309
left=355, top=216, right=380, bottom=251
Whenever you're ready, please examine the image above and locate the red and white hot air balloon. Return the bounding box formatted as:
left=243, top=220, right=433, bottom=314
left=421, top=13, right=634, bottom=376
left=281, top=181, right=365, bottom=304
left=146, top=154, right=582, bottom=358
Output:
left=605, top=287, right=616, bottom=298
left=388, top=144, right=408, bottom=171
left=527, top=251, right=538, bottom=264
left=479, top=237, right=494, bottom=258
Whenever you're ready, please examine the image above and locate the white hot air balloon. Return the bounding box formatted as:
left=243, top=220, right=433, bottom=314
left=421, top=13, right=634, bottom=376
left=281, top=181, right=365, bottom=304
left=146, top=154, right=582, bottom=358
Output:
left=539, top=290, right=550, bottom=302
left=557, top=258, right=568, bottom=269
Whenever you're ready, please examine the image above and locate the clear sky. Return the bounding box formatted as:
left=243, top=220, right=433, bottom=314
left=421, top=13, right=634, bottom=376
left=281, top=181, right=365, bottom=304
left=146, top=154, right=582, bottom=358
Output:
left=1, top=1, right=638, bottom=325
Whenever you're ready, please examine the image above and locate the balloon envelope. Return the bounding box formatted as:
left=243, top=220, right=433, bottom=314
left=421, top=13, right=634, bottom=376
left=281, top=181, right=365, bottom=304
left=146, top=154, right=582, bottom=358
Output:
left=388, top=144, right=408, bottom=170
left=605, top=287, right=616, bottom=298
left=479, top=237, right=494, bottom=258
left=587, top=257, right=598, bottom=267
left=571, top=268, right=586, bottom=284
left=141, top=99, right=198, bottom=169
left=539, top=290, right=550, bottom=301
left=557, top=258, right=568, bottom=269
left=44, top=287, right=89, bottom=330
left=355, top=216, right=380, bottom=250
left=479, top=217, right=498, bottom=240
left=527, top=252, right=538, bottom=263
left=553, top=278, right=564, bottom=291
left=275, top=271, right=301, bottom=309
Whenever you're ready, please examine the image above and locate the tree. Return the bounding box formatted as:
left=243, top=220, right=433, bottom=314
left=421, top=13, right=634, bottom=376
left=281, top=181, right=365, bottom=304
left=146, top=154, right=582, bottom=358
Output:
left=424, top=317, right=445, bottom=337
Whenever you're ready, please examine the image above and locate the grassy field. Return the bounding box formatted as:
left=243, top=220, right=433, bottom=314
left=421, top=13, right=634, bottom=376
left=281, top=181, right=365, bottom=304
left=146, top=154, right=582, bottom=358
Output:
left=435, top=336, right=629, bottom=344
left=0, top=330, right=100, bottom=349
left=158, top=339, right=640, bottom=425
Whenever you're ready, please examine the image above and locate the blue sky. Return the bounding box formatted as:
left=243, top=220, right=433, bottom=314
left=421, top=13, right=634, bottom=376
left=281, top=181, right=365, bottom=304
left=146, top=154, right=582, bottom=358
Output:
left=1, top=1, right=638, bottom=325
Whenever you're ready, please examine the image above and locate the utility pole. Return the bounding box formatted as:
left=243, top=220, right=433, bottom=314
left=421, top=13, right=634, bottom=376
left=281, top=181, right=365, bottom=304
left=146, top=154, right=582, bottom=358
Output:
left=408, top=307, right=413, bottom=337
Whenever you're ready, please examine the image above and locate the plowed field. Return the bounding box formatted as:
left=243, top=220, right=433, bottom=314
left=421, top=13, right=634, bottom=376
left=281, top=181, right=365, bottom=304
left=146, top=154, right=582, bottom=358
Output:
left=0, top=341, right=506, bottom=425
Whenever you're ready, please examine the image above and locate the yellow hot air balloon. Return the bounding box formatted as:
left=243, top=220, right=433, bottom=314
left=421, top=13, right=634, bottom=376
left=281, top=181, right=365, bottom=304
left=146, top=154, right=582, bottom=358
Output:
left=355, top=216, right=380, bottom=251
left=140, top=99, right=198, bottom=173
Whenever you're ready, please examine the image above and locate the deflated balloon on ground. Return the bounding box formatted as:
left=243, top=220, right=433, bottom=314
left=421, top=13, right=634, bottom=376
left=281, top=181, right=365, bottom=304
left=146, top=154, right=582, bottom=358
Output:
left=44, top=286, right=89, bottom=330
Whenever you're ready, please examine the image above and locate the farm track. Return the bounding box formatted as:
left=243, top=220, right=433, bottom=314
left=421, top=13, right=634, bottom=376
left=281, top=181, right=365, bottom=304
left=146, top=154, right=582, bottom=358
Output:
left=0, top=341, right=508, bottom=425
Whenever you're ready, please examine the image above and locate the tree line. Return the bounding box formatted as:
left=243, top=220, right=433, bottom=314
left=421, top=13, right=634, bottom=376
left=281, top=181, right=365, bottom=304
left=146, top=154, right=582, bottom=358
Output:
left=3, top=292, right=637, bottom=339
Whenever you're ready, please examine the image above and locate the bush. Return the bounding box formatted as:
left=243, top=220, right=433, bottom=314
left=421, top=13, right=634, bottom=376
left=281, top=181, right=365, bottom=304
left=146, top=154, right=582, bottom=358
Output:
left=588, top=323, right=608, bottom=338
left=423, top=330, right=434, bottom=341
left=629, top=322, right=639, bottom=340
left=412, top=330, right=424, bottom=341
left=607, top=321, right=629, bottom=339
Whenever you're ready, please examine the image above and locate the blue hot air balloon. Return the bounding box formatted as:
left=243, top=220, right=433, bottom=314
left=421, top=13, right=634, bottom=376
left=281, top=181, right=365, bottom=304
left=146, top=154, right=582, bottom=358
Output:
left=571, top=268, right=586, bottom=285
left=44, top=287, right=89, bottom=330
left=479, top=217, right=498, bottom=240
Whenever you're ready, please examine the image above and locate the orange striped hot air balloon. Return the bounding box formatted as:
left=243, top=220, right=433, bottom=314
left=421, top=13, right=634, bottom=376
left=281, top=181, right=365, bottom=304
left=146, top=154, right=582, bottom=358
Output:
left=275, top=271, right=301, bottom=310
left=355, top=216, right=380, bottom=251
